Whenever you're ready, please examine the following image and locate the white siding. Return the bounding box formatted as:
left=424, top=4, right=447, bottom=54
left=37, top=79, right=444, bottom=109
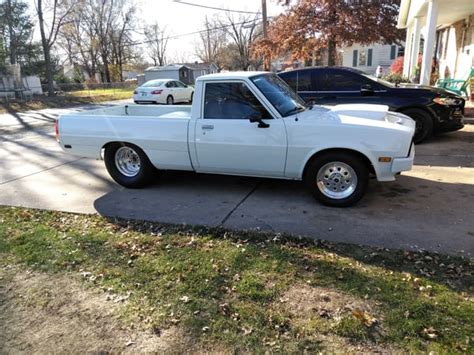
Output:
left=342, top=43, right=401, bottom=74
left=144, top=69, right=180, bottom=82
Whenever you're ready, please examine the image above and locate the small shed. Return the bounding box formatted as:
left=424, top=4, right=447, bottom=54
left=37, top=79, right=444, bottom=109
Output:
left=143, top=63, right=218, bottom=85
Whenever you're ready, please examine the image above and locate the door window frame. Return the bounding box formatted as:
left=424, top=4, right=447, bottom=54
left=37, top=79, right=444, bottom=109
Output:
left=200, top=79, right=281, bottom=120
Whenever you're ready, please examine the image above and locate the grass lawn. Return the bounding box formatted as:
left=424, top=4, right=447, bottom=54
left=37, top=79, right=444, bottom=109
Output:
left=68, top=87, right=134, bottom=99
left=0, top=207, right=472, bottom=352
left=0, top=90, right=132, bottom=114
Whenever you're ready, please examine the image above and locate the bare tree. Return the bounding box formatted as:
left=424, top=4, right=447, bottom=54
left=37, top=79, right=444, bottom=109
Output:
left=35, top=0, right=76, bottom=95
left=58, top=2, right=100, bottom=81
left=144, top=22, right=169, bottom=67
left=222, top=13, right=262, bottom=71
left=194, top=16, right=226, bottom=70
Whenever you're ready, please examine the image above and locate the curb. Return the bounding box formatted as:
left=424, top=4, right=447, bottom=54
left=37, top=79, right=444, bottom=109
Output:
left=464, top=117, right=474, bottom=124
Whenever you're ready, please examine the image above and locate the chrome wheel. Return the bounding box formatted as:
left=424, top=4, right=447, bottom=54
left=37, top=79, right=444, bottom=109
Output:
left=114, top=146, right=141, bottom=177
left=316, top=161, right=357, bottom=199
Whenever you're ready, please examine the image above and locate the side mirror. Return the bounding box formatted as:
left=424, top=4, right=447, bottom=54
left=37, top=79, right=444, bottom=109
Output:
left=249, top=113, right=270, bottom=128
left=361, top=84, right=374, bottom=96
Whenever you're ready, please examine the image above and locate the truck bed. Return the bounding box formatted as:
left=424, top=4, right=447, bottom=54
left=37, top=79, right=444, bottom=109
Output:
left=74, top=104, right=192, bottom=120
left=58, top=104, right=194, bottom=171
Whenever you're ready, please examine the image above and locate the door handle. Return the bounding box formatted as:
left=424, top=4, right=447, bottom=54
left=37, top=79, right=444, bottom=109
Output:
left=201, top=124, right=214, bottom=130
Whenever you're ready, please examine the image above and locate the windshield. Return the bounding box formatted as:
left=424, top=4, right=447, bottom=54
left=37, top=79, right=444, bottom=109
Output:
left=250, top=74, right=307, bottom=117
left=362, top=74, right=395, bottom=88
left=142, top=80, right=166, bottom=87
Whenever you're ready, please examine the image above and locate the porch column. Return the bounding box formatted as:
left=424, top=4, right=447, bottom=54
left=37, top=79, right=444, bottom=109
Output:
left=420, top=0, right=439, bottom=85
left=409, top=17, right=422, bottom=81
left=403, top=25, right=413, bottom=77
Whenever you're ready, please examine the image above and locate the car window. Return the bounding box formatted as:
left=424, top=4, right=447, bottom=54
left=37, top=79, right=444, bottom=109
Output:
left=175, top=81, right=186, bottom=88
left=313, top=72, right=332, bottom=91
left=327, top=72, right=369, bottom=91
left=278, top=71, right=297, bottom=91
left=203, top=82, right=272, bottom=120
left=166, top=81, right=176, bottom=88
left=296, top=70, right=312, bottom=91
left=142, top=80, right=165, bottom=87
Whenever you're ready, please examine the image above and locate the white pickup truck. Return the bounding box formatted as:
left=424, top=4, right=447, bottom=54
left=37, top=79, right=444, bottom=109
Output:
left=57, top=72, right=415, bottom=207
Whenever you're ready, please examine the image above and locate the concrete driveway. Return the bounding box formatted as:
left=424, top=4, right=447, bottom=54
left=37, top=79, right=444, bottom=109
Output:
left=1, top=103, right=473, bottom=256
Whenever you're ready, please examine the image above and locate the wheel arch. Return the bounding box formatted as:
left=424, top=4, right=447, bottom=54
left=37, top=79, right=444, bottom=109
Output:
left=302, top=148, right=376, bottom=180
left=396, top=105, right=437, bottom=121
left=101, top=141, right=154, bottom=164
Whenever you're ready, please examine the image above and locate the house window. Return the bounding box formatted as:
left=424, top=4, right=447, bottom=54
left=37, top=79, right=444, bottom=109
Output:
left=390, top=45, right=397, bottom=60
left=352, top=50, right=358, bottom=67
left=367, top=49, right=373, bottom=66
left=359, top=50, right=367, bottom=66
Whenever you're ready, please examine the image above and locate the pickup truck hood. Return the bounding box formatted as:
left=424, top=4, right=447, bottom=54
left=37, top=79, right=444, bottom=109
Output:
left=298, top=104, right=415, bottom=133
left=324, top=104, right=389, bottom=122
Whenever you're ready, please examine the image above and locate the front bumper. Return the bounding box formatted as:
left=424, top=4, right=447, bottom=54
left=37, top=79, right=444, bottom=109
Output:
left=437, top=117, right=464, bottom=133
left=391, top=143, right=415, bottom=174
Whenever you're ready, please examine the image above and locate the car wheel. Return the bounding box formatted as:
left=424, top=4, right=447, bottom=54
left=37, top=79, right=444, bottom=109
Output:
left=189, top=92, right=194, bottom=103
left=401, top=108, right=433, bottom=144
left=104, top=143, right=156, bottom=188
left=166, top=95, right=174, bottom=105
left=304, top=152, right=369, bottom=207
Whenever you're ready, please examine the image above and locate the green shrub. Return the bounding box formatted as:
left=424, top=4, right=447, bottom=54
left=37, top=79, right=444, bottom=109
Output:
left=381, top=72, right=410, bottom=85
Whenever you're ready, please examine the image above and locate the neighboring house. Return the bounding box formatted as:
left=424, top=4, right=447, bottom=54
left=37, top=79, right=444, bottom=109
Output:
left=272, top=44, right=402, bottom=75
left=398, top=0, right=474, bottom=90
left=144, top=63, right=218, bottom=85
left=341, top=43, right=404, bottom=75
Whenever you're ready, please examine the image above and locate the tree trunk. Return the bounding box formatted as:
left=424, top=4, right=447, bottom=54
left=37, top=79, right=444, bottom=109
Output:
left=37, top=0, right=55, bottom=96
left=327, top=39, right=336, bottom=66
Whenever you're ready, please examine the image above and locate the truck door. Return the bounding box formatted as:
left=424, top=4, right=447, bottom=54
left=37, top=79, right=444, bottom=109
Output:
left=193, top=81, right=287, bottom=177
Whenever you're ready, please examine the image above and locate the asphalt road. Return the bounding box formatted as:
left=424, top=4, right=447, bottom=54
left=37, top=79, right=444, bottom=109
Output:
left=1, top=103, right=473, bottom=256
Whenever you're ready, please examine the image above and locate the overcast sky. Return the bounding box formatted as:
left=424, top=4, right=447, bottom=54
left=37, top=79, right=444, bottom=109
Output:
left=27, top=0, right=286, bottom=63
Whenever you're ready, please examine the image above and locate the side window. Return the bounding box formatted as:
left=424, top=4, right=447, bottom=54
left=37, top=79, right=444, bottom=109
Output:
left=327, top=73, right=367, bottom=91
left=314, top=72, right=331, bottom=91
left=204, top=82, right=272, bottom=120
left=296, top=70, right=312, bottom=91
left=176, top=81, right=186, bottom=88
left=166, top=81, right=175, bottom=88
left=279, top=71, right=297, bottom=91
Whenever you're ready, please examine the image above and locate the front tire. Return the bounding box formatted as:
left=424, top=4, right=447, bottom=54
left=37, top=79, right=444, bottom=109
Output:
left=401, top=108, right=433, bottom=144
left=104, top=143, right=156, bottom=188
left=189, top=92, right=194, bottom=103
left=304, top=152, right=369, bottom=207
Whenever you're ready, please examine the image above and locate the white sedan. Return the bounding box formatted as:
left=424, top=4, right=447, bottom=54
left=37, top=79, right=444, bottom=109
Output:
left=133, top=79, right=194, bottom=105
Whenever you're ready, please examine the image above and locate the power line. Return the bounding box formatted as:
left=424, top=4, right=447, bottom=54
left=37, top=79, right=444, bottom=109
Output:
left=173, top=0, right=260, bottom=15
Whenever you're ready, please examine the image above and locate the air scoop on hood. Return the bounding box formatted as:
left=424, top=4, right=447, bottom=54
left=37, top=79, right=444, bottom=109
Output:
left=327, top=104, right=389, bottom=122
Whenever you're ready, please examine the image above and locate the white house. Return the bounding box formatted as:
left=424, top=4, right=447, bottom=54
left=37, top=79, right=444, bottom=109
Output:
left=397, top=0, right=474, bottom=86
left=341, top=43, right=403, bottom=75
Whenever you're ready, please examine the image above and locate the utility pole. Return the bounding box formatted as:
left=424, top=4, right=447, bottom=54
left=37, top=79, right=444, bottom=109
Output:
left=261, top=0, right=270, bottom=71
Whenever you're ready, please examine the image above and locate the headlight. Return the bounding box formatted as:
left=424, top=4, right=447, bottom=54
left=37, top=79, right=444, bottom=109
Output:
left=433, top=97, right=461, bottom=106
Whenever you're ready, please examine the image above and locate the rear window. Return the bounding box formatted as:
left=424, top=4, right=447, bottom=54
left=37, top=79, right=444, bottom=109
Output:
left=142, top=80, right=165, bottom=87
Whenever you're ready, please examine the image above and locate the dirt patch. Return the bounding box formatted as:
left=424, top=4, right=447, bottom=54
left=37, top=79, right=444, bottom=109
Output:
left=0, top=266, right=193, bottom=354
left=281, top=284, right=376, bottom=321
left=278, top=284, right=395, bottom=353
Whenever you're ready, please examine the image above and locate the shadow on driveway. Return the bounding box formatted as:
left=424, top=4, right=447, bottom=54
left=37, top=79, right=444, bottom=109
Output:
left=93, top=171, right=474, bottom=256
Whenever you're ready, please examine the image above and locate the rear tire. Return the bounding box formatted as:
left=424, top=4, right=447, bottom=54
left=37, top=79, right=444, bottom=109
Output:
left=304, top=152, right=369, bottom=207
left=401, top=108, right=433, bottom=144
left=166, top=95, right=174, bottom=105
left=104, top=143, right=156, bottom=188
